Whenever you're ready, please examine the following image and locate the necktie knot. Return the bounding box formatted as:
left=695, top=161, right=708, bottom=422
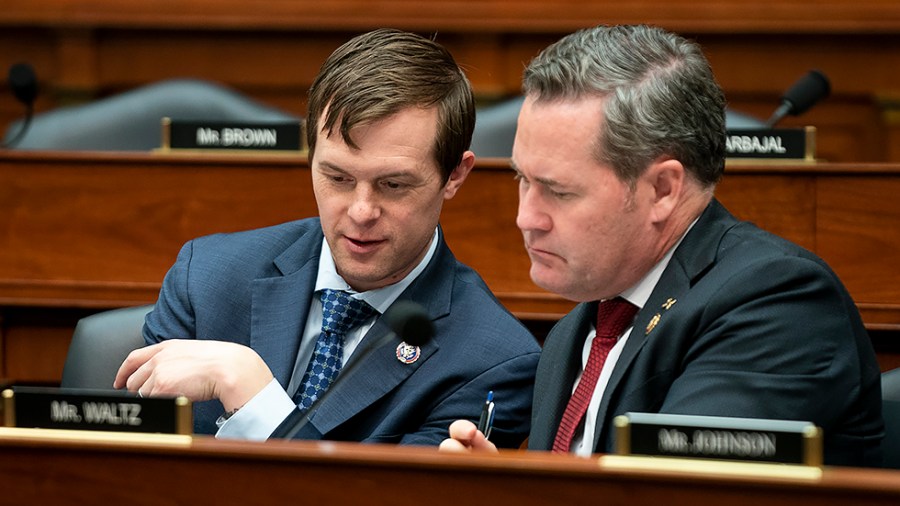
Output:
left=320, top=289, right=376, bottom=336
left=596, top=297, right=639, bottom=341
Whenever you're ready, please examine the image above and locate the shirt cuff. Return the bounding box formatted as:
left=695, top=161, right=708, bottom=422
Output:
left=215, top=378, right=296, bottom=441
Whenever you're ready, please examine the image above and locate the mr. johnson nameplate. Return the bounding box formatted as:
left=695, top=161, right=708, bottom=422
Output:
left=615, top=412, right=822, bottom=466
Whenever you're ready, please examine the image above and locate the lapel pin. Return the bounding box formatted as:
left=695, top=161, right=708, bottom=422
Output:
left=662, top=298, right=677, bottom=311
left=396, top=342, right=421, bottom=364
left=646, top=313, right=661, bottom=335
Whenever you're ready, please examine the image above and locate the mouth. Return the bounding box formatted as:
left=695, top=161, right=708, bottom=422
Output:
left=525, top=243, right=562, bottom=262
left=344, top=235, right=386, bottom=253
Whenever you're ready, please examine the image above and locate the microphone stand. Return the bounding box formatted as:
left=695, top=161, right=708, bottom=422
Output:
left=2, top=63, right=38, bottom=149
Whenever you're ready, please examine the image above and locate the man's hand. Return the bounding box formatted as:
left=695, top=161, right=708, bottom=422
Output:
left=113, top=340, right=274, bottom=411
left=439, top=419, right=499, bottom=453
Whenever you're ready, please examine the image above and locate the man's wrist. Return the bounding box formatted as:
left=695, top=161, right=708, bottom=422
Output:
left=221, top=406, right=241, bottom=420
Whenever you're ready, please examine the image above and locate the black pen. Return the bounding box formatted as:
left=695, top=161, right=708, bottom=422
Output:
left=476, top=390, right=495, bottom=439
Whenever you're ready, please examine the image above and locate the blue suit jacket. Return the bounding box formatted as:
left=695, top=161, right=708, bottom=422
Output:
left=529, top=199, right=884, bottom=466
left=144, top=218, right=540, bottom=448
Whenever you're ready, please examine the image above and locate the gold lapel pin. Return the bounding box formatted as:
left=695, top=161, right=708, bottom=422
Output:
left=662, top=298, right=677, bottom=311
left=646, top=313, right=661, bottom=335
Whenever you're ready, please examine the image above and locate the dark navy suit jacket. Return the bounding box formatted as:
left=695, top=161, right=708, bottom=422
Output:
left=144, top=218, right=540, bottom=448
left=528, top=199, right=883, bottom=466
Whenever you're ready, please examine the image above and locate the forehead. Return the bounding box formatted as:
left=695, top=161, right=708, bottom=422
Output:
left=512, top=96, right=606, bottom=178
left=314, top=106, right=440, bottom=174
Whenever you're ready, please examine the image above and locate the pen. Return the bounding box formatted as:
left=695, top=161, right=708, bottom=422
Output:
left=476, top=390, right=495, bottom=440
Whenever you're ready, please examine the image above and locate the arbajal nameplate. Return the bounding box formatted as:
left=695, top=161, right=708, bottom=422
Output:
left=3, top=386, right=191, bottom=435
left=725, top=127, right=815, bottom=161
left=615, top=412, right=822, bottom=466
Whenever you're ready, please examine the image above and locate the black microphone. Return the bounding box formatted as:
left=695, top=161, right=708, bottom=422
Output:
left=268, top=299, right=434, bottom=440
left=765, top=70, right=831, bottom=127
left=2, top=63, right=39, bottom=148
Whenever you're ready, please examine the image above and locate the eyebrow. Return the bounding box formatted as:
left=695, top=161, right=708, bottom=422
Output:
left=509, top=160, right=566, bottom=189
left=316, top=161, right=349, bottom=174
left=316, top=160, right=418, bottom=181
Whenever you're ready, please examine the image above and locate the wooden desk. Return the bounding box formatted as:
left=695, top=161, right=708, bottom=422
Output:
left=1, top=151, right=900, bottom=381
left=1, top=432, right=899, bottom=506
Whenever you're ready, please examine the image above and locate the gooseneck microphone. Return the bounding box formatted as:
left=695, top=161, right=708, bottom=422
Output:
left=268, top=299, right=434, bottom=440
left=765, top=70, right=831, bottom=128
left=2, top=63, right=38, bottom=149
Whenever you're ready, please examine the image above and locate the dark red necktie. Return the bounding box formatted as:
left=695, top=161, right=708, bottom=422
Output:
left=552, top=297, right=638, bottom=453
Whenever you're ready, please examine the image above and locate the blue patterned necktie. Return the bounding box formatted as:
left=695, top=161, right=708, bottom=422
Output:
left=295, top=289, right=377, bottom=411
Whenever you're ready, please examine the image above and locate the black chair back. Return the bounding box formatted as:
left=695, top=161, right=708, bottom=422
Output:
left=61, top=305, right=153, bottom=389
left=882, top=368, right=900, bottom=469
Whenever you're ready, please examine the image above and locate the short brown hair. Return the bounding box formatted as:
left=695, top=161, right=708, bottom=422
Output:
left=307, top=29, right=475, bottom=183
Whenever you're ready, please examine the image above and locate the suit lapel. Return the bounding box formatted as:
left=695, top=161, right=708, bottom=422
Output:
left=250, top=225, right=321, bottom=388
left=529, top=302, right=595, bottom=450
left=304, top=230, right=454, bottom=436
left=304, top=317, right=439, bottom=435
left=591, top=199, right=739, bottom=451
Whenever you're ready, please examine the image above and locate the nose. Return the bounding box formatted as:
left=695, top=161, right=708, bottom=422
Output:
left=348, top=186, right=381, bottom=223
left=516, top=184, right=551, bottom=233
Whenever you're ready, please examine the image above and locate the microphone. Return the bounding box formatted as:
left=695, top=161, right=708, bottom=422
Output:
left=268, top=299, right=435, bottom=440
left=765, top=70, right=831, bottom=128
left=2, top=63, right=38, bottom=148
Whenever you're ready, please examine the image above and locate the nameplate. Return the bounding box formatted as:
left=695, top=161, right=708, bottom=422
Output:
left=614, top=412, right=822, bottom=466
left=161, top=118, right=303, bottom=152
left=725, top=126, right=815, bottom=161
left=3, top=386, right=192, bottom=435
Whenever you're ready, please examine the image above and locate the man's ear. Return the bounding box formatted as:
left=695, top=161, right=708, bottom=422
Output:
left=443, top=150, right=476, bottom=200
left=646, top=158, right=685, bottom=224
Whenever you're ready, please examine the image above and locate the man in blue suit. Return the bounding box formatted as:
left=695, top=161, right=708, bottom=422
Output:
left=114, top=29, right=540, bottom=448
left=442, top=25, right=883, bottom=466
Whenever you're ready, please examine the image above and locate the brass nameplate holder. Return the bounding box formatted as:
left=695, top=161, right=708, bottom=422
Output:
left=160, top=118, right=304, bottom=153
left=2, top=386, right=192, bottom=443
left=600, top=412, right=823, bottom=480
left=725, top=126, right=816, bottom=162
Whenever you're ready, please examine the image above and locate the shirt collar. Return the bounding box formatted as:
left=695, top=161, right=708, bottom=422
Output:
left=619, top=217, right=699, bottom=310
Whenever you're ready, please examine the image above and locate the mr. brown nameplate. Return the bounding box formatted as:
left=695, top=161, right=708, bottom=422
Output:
left=3, top=386, right=192, bottom=435
left=614, top=412, right=822, bottom=466
left=161, top=118, right=303, bottom=152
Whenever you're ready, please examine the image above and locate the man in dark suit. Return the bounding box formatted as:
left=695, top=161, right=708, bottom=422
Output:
left=441, top=24, right=883, bottom=466
left=113, top=29, right=540, bottom=448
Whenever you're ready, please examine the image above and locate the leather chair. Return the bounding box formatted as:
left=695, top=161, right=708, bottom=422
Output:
left=3, top=78, right=299, bottom=151
left=60, top=305, right=154, bottom=390
left=470, top=96, right=524, bottom=158
left=883, top=367, right=900, bottom=469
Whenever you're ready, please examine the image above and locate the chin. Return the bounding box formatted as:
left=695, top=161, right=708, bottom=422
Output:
left=531, top=272, right=563, bottom=295
left=532, top=275, right=588, bottom=303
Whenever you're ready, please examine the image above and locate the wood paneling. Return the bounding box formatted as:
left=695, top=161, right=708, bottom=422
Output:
left=1, top=152, right=899, bottom=382
left=2, top=1, right=900, bottom=33
left=2, top=1, right=900, bottom=161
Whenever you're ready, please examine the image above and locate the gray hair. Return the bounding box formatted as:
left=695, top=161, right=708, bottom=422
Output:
left=523, top=24, right=726, bottom=188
